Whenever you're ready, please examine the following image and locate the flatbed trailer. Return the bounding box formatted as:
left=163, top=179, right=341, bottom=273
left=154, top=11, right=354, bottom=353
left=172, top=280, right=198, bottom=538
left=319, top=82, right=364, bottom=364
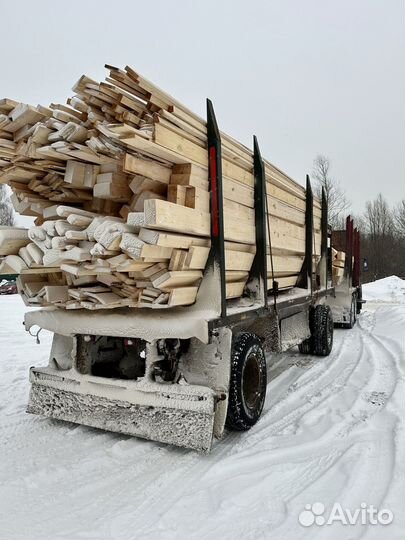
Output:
left=23, top=101, right=354, bottom=452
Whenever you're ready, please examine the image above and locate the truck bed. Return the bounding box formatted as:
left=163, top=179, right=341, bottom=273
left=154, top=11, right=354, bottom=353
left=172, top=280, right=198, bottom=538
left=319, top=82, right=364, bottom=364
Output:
left=24, top=286, right=328, bottom=343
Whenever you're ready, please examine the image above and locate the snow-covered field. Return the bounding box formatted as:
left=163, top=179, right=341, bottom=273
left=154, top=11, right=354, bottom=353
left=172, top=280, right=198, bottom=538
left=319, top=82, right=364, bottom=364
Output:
left=1, top=277, right=405, bottom=540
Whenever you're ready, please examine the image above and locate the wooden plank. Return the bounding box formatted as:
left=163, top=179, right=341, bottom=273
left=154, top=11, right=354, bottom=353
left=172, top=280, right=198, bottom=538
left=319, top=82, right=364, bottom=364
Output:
left=224, top=213, right=255, bottom=244
left=121, top=133, right=187, bottom=164
left=154, top=124, right=254, bottom=186
left=129, top=175, right=167, bottom=196
left=152, top=270, right=203, bottom=290
left=223, top=177, right=254, bottom=207
left=169, top=173, right=208, bottom=192
left=42, top=285, right=69, bottom=303
left=184, top=246, right=210, bottom=270
left=226, top=281, right=246, bottom=299
left=123, top=154, right=172, bottom=184
left=332, top=266, right=344, bottom=278
left=144, top=199, right=210, bottom=238
left=0, top=255, right=27, bottom=274
left=267, top=275, right=298, bottom=290
left=224, top=198, right=254, bottom=223
left=167, top=184, right=188, bottom=206
left=169, top=249, right=187, bottom=271
left=225, top=271, right=249, bottom=283
left=0, top=228, right=29, bottom=256
left=172, top=163, right=207, bottom=179
left=144, top=199, right=254, bottom=244
left=138, top=228, right=210, bottom=249
left=93, top=180, right=131, bottom=201
left=130, top=190, right=165, bottom=212
left=225, top=250, right=255, bottom=271
left=139, top=244, right=173, bottom=260
left=168, top=286, right=198, bottom=306
left=185, top=186, right=210, bottom=212
left=268, top=255, right=304, bottom=275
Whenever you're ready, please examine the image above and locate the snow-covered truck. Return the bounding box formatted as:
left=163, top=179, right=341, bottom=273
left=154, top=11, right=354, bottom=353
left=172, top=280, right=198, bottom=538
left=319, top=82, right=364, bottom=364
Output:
left=19, top=103, right=361, bottom=452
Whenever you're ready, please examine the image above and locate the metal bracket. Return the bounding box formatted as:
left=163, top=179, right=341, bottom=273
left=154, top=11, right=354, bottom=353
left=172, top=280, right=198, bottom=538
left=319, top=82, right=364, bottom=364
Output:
left=297, top=174, right=313, bottom=291
left=321, top=187, right=329, bottom=288
left=248, top=136, right=268, bottom=307
left=206, top=99, right=226, bottom=317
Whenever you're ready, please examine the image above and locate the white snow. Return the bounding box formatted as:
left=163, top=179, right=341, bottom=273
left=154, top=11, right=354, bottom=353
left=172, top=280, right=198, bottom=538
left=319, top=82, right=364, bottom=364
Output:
left=1, top=277, right=405, bottom=540
left=363, top=275, right=405, bottom=303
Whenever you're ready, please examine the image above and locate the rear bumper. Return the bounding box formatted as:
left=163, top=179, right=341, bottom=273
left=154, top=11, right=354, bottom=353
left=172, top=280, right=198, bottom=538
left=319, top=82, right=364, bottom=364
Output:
left=27, top=368, right=217, bottom=452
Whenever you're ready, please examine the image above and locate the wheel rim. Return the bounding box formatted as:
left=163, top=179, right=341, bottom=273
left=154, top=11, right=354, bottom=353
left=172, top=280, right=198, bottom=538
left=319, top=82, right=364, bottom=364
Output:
left=242, top=352, right=262, bottom=410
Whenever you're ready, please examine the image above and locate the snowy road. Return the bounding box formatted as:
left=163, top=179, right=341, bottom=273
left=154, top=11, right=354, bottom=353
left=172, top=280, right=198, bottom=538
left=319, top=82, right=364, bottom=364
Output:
left=1, top=277, right=405, bottom=540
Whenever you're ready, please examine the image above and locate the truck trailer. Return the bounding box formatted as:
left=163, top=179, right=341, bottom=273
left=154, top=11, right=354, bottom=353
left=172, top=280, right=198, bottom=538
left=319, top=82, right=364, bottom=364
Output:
left=19, top=101, right=362, bottom=452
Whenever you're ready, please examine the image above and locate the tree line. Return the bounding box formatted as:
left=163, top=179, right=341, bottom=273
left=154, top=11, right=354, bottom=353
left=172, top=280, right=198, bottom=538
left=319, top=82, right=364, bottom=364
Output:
left=313, top=155, right=404, bottom=283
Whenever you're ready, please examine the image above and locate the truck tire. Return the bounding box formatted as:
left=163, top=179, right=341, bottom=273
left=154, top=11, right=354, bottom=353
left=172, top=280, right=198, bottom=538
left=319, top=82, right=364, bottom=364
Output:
left=298, top=338, right=314, bottom=354
left=226, top=333, right=267, bottom=431
left=356, top=286, right=363, bottom=315
left=313, top=305, right=334, bottom=356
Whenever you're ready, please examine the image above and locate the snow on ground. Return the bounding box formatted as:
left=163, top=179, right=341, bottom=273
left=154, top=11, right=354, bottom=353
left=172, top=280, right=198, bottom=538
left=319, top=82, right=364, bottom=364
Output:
left=362, top=275, right=405, bottom=303
left=1, top=277, right=405, bottom=540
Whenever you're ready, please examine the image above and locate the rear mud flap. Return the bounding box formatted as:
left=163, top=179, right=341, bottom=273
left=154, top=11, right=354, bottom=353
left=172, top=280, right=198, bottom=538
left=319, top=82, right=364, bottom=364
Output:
left=27, top=379, right=216, bottom=453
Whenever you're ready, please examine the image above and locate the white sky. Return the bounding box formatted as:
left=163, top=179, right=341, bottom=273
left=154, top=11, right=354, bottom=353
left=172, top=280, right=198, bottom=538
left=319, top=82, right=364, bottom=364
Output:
left=1, top=0, right=404, bottom=216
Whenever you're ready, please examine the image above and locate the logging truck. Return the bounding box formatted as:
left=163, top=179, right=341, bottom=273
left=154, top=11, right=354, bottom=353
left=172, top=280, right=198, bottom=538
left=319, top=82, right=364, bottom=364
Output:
left=21, top=102, right=362, bottom=452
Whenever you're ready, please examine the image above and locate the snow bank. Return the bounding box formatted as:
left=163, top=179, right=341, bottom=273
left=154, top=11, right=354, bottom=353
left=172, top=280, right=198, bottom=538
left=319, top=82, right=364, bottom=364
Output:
left=363, top=275, right=405, bottom=304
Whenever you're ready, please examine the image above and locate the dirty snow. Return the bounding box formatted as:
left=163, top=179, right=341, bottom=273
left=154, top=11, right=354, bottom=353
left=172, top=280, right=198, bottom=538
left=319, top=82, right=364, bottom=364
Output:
left=1, top=276, right=405, bottom=540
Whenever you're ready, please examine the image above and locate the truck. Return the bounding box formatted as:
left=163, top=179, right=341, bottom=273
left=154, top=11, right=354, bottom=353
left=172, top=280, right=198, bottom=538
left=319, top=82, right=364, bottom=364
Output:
left=21, top=101, right=362, bottom=452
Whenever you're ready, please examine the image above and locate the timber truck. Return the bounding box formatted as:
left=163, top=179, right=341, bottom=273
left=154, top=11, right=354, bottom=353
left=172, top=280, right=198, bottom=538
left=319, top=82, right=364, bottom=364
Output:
left=22, top=102, right=362, bottom=452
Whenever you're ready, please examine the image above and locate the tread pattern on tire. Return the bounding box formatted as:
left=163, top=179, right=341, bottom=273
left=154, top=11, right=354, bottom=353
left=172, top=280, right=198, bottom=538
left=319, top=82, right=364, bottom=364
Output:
left=313, top=305, right=333, bottom=356
left=298, top=338, right=313, bottom=354
left=226, top=332, right=267, bottom=432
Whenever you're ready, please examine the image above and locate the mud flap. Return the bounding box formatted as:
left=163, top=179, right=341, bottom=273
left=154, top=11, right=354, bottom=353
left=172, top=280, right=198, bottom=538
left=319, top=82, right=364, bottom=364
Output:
left=27, top=369, right=217, bottom=453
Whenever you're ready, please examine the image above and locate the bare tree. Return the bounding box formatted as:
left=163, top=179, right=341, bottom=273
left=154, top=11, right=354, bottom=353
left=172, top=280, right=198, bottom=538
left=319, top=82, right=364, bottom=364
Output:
left=362, top=194, right=398, bottom=280
left=312, top=155, right=350, bottom=229
left=0, top=185, right=15, bottom=226
left=394, top=200, right=405, bottom=238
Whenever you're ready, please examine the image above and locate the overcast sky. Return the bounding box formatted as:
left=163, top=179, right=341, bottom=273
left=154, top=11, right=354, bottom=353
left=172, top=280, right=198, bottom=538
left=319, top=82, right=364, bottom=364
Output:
left=1, top=0, right=404, bottom=215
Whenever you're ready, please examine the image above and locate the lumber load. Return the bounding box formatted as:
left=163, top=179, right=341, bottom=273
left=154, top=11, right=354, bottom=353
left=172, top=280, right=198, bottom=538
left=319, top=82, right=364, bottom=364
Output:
left=0, top=65, right=322, bottom=310
left=332, top=250, right=347, bottom=285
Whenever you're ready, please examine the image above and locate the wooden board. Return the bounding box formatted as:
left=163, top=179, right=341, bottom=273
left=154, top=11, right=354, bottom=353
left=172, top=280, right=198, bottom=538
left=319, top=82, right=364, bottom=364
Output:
left=226, top=281, right=246, bottom=299
left=168, top=286, right=198, bottom=306
left=0, top=228, right=29, bottom=256
left=152, top=270, right=203, bottom=290
left=123, top=154, right=172, bottom=184
left=139, top=228, right=210, bottom=249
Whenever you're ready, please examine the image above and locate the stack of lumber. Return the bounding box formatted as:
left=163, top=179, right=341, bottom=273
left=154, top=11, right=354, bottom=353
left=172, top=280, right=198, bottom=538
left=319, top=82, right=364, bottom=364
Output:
left=331, top=248, right=346, bottom=285
left=0, top=65, right=322, bottom=310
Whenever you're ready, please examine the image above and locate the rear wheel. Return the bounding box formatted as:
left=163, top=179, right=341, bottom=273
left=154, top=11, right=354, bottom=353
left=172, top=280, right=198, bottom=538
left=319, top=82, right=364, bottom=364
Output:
left=298, top=337, right=314, bottom=354
left=313, top=305, right=334, bottom=356
left=226, top=333, right=267, bottom=431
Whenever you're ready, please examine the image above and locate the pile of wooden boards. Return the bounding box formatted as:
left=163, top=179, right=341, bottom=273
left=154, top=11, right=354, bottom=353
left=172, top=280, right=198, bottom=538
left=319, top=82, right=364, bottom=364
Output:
left=0, top=64, right=322, bottom=310
left=331, top=248, right=346, bottom=285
